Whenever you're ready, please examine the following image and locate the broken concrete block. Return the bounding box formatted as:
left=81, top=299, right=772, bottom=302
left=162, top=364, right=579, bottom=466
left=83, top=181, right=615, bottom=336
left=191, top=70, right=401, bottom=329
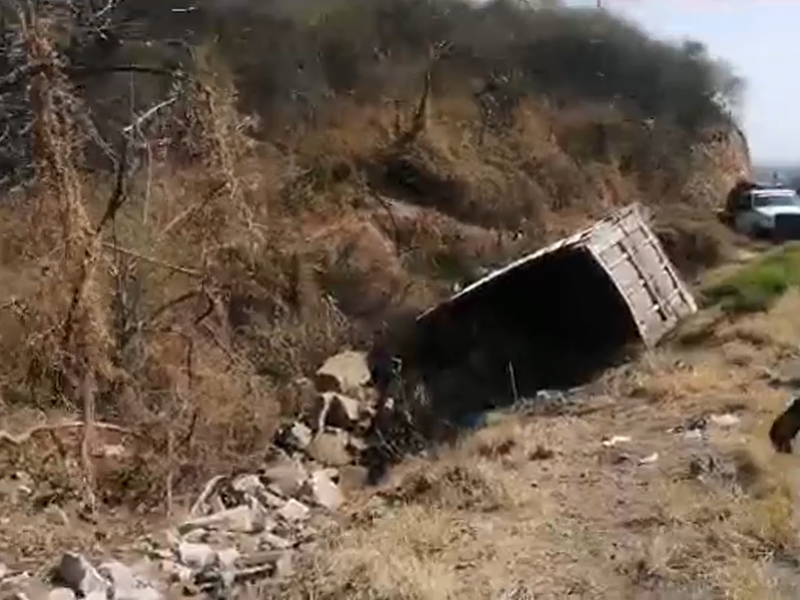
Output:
left=177, top=543, right=217, bottom=571
left=262, top=460, right=308, bottom=498
left=56, top=553, right=108, bottom=596
left=215, top=548, right=240, bottom=573
left=189, top=475, right=226, bottom=517
left=178, top=504, right=265, bottom=535
left=709, top=413, right=741, bottom=429
left=309, top=470, right=343, bottom=511
left=287, top=422, right=313, bottom=450
left=98, top=561, right=161, bottom=600
left=314, top=351, right=371, bottom=395
left=346, top=434, right=367, bottom=453
left=231, top=474, right=265, bottom=496
left=307, top=430, right=352, bottom=467
left=324, top=393, right=361, bottom=429
left=274, top=552, right=294, bottom=579
left=48, top=588, right=76, bottom=600
left=277, top=498, right=310, bottom=522
left=259, top=533, right=293, bottom=550
left=158, top=561, right=192, bottom=586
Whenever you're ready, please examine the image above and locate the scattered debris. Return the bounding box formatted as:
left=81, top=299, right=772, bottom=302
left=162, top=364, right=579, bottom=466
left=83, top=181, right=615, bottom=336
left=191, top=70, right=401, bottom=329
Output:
left=0, top=344, right=596, bottom=600
left=602, top=435, right=632, bottom=448
left=638, top=452, right=659, bottom=465
left=56, top=553, right=108, bottom=597
left=709, top=413, right=741, bottom=429
left=314, top=351, right=372, bottom=395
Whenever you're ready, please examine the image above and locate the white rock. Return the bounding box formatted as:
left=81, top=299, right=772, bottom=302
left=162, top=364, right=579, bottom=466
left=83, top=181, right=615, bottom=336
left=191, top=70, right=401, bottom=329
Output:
left=178, top=504, right=265, bottom=535
left=177, top=543, right=217, bottom=570
left=277, top=498, right=310, bottom=522
left=189, top=475, right=226, bottom=517
left=314, top=351, right=371, bottom=394
left=638, top=452, right=659, bottom=465
left=57, top=553, right=108, bottom=596
left=310, top=470, right=343, bottom=511
left=287, top=422, right=313, bottom=449
left=330, top=393, right=363, bottom=428
left=709, top=413, right=741, bottom=429
left=274, top=552, right=294, bottom=579
left=216, top=548, right=239, bottom=572
left=159, top=561, right=193, bottom=585
left=48, top=588, right=76, bottom=600
left=260, top=533, right=293, bottom=550
left=232, top=474, right=265, bottom=496
left=98, top=561, right=161, bottom=600
left=602, top=435, right=632, bottom=448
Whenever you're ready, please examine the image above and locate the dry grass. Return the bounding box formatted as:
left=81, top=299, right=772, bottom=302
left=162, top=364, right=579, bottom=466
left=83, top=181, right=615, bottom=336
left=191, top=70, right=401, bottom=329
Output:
left=285, top=284, right=800, bottom=599
left=0, top=0, right=755, bottom=578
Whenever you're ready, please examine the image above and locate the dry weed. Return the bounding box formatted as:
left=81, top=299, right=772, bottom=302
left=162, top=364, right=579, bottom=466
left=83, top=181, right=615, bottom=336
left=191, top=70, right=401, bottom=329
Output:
left=295, top=504, right=460, bottom=600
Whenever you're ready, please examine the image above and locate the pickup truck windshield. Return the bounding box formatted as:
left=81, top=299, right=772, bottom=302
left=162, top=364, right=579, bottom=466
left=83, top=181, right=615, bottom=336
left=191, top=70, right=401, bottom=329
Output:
left=752, top=193, right=800, bottom=208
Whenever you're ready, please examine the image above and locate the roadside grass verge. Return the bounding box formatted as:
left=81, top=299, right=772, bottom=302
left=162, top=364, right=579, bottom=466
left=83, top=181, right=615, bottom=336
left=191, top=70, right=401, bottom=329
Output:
left=700, top=243, right=800, bottom=314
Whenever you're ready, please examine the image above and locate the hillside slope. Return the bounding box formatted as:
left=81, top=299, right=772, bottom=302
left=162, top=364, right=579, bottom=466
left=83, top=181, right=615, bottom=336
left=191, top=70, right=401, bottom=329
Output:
left=289, top=283, right=800, bottom=599
left=0, top=0, right=757, bottom=571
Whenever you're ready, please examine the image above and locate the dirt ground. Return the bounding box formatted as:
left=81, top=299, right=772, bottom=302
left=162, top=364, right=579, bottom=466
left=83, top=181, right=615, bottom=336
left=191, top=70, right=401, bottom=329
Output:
left=284, top=288, right=800, bottom=599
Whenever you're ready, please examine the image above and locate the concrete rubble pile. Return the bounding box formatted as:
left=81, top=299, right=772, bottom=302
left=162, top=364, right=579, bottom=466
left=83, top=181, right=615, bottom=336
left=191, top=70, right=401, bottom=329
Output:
left=0, top=350, right=393, bottom=600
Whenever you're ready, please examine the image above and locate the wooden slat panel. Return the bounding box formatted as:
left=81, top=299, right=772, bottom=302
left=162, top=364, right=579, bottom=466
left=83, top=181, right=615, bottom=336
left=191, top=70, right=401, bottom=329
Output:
left=588, top=204, right=696, bottom=346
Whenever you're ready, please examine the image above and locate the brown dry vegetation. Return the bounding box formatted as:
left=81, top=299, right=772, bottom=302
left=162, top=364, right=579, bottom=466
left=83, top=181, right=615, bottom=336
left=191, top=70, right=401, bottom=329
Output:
left=0, top=0, right=765, bottom=576
left=288, top=293, right=800, bottom=599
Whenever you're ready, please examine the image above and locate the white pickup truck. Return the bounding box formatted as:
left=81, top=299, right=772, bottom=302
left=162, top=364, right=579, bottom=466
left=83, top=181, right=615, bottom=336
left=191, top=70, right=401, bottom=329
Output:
left=721, top=182, right=800, bottom=241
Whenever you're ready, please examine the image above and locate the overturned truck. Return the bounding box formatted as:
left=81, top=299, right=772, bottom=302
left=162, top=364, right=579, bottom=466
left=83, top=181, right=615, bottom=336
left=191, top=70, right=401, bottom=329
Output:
left=407, top=203, right=697, bottom=419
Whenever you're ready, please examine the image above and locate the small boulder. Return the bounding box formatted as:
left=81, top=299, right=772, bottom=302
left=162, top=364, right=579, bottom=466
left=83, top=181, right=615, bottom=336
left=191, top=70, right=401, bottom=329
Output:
left=314, top=351, right=371, bottom=395
left=277, top=499, right=310, bottom=522
left=709, top=413, right=741, bottom=429
left=56, top=553, right=108, bottom=596
left=325, top=393, right=362, bottom=429
left=260, top=533, right=293, bottom=550
left=177, top=543, right=217, bottom=571
left=216, top=548, right=240, bottom=573
left=274, top=552, right=294, bottom=579
left=98, top=561, right=161, bottom=600
left=231, top=474, right=265, bottom=497
left=309, top=470, right=343, bottom=511
left=286, top=422, right=313, bottom=450
left=48, top=588, right=76, bottom=600
left=178, top=504, right=267, bottom=535
left=307, top=430, right=352, bottom=467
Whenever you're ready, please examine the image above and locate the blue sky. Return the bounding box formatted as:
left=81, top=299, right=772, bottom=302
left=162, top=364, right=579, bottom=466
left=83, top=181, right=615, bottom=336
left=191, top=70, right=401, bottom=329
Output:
left=569, top=0, right=795, bottom=165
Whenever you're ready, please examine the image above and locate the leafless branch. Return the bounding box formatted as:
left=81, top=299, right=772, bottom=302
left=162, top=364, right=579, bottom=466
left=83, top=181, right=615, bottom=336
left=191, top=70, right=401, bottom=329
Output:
left=101, top=243, right=204, bottom=277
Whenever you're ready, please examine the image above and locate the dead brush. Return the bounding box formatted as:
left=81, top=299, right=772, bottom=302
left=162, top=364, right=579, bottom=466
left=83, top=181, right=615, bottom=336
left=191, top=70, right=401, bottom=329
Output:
left=0, top=15, right=287, bottom=514
left=380, top=456, right=512, bottom=512
left=5, top=8, right=119, bottom=512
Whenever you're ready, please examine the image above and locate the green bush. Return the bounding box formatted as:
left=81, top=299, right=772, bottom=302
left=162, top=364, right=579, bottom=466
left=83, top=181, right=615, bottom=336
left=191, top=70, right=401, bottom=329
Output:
left=701, top=245, right=800, bottom=313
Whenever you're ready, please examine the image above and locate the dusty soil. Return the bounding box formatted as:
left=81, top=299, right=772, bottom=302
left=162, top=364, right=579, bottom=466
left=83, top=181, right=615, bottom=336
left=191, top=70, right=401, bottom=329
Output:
left=285, top=286, right=800, bottom=599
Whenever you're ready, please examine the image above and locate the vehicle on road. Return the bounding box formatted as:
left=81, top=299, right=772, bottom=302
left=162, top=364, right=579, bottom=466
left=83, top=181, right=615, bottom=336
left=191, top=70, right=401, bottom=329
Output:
left=720, top=181, right=800, bottom=241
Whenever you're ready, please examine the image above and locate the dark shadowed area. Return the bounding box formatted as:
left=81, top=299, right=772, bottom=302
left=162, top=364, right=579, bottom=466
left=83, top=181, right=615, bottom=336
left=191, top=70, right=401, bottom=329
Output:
left=411, top=246, right=639, bottom=420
